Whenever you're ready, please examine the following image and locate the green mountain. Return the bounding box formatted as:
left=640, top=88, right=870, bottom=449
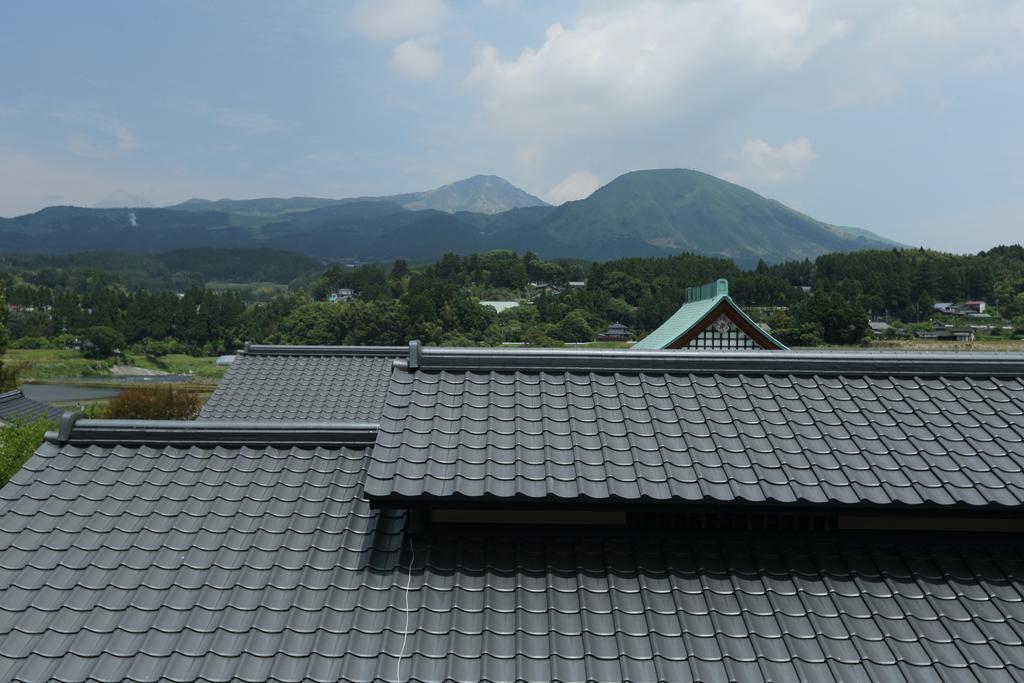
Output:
left=535, top=169, right=900, bottom=264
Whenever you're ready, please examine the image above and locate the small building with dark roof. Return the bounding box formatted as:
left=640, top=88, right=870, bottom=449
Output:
left=633, top=278, right=786, bottom=350
left=597, top=321, right=632, bottom=342
left=917, top=328, right=976, bottom=342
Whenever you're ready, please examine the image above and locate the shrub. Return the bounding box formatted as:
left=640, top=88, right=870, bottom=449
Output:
left=0, top=416, right=54, bottom=487
left=104, top=385, right=201, bottom=420
left=10, top=336, right=53, bottom=349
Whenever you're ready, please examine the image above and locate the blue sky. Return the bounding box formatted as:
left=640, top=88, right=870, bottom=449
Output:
left=1, top=0, right=1022, bottom=252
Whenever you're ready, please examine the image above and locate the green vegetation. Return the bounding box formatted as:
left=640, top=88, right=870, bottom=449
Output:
left=0, top=248, right=317, bottom=292
left=0, top=281, right=13, bottom=391
left=123, top=353, right=226, bottom=381
left=2, top=349, right=114, bottom=380
left=103, top=386, right=201, bottom=420
left=0, top=416, right=54, bottom=487
left=2, top=242, right=1023, bottom=357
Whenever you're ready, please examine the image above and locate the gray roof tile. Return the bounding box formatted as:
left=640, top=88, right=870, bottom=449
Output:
left=0, top=390, right=63, bottom=424
left=199, top=345, right=404, bottom=422
left=3, top=431, right=1024, bottom=682
left=369, top=360, right=1024, bottom=509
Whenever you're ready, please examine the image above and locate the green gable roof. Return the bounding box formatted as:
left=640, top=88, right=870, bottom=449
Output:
left=633, top=278, right=787, bottom=350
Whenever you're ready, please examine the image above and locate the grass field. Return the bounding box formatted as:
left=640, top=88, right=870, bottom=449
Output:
left=2, top=349, right=113, bottom=381
left=865, top=338, right=1024, bottom=352
left=121, top=353, right=227, bottom=382
left=3, top=349, right=226, bottom=384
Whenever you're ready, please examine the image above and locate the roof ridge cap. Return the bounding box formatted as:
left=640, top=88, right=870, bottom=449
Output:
left=241, top=344, right=406, bottom=357
left=411, top=348, right=1024, bottom=377
left=45, top=418, right=379, bottom=447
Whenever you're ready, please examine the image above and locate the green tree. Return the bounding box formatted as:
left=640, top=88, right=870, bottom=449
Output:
left=792, top=291, right=869, bottom=345
left=79, top=326, right=125, bottom=358
left=281, top=301, right=347, bottom=345
left=556, top=309, right=594, bottom=342
left=391, top=259, right=410, bottom=280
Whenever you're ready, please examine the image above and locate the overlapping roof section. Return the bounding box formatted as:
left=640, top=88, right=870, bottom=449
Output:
left=3, top=417, right=1024, bottom=682
left=368, top=347, right=1024, bottom=507
left=4, top=344, right=1024, bottom=682
left=0, top=390, right=63, bottom=425
left=199, top=344, right=405, bottom=422
left=0, top=419, right=404, bottom=682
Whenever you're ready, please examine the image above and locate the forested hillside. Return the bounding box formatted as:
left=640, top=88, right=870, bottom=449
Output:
left=3, top=245, right=1023, bottom=360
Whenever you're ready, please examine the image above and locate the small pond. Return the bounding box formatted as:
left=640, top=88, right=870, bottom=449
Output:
left=22, top=375, right=193, bottom=405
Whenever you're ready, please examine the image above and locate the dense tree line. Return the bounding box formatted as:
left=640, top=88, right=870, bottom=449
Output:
left=3, top=246, right=1023, bottom=355
left=0, top=282, right=13, bottom=390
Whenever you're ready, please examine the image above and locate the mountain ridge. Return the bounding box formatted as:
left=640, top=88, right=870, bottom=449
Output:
left=1, top=169, right=902, bottom=266
left=532, top=169, right=899, bottom=262
left=167, top=174, right=548, bottom=216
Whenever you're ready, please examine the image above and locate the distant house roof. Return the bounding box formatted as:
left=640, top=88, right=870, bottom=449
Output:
left=0, top=390, right=63, bottom=425
left=198, top=344, right=404, bottom=421
left=4, top=345, right=1024, bottom=682
left=634, top=279, right=786, bottom=350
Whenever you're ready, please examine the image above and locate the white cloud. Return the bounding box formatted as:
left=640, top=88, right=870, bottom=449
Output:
left=468, top=1, right=846, bottom=136
left=180, top=101, right=288, bottom=135
left=349, top=0, right=448, bottom=42
left=725, top=137, right=817, bottom=184
left=64, top=118, right=140, bottom=159
left=544, top=170, right=601, bottom=204
left=391, top=39, right=443, bottom=80
left=467, top=1, right=1024, bottom=149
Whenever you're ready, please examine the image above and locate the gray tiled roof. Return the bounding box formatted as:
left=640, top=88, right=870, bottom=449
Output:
left=368, top=349, right=1024, bottom=507
left=199, top=345, right=404, bottom=422
left=0, top=390, right=63, bottom=424
left=3, top=423, right=1024, bottom=682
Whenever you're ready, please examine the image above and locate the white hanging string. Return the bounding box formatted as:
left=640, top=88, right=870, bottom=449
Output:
left=395, top=539, right=416, bottom=683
